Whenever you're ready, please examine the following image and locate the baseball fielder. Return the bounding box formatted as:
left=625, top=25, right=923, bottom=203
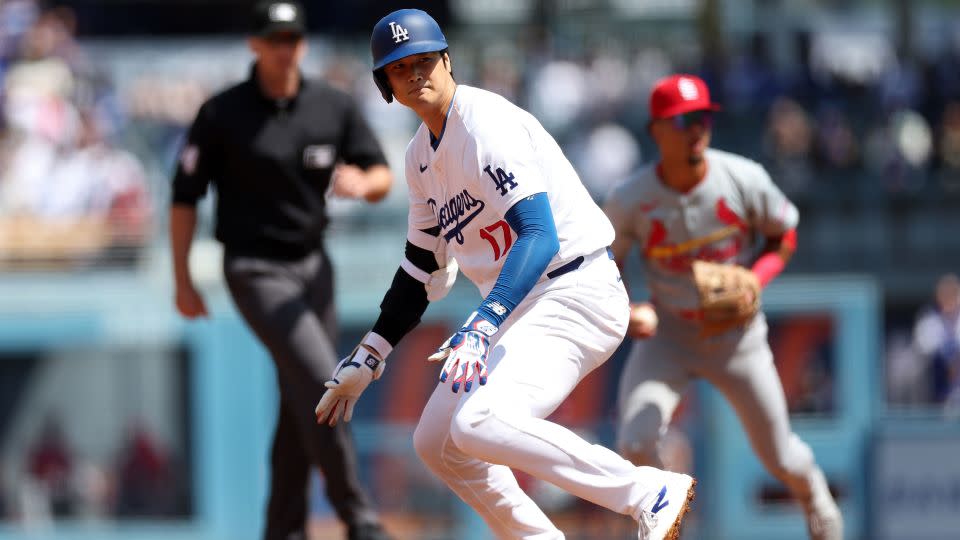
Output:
left=314, top=9, right=695, bottom=540
left=604, top=74, right=843, bottom=540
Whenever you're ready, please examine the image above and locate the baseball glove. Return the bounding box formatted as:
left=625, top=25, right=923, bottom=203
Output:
left=691, top=260, right=760, bottom=337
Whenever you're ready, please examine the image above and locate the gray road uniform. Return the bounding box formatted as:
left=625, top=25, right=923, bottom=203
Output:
left=604, top=148, right=828, bottom=507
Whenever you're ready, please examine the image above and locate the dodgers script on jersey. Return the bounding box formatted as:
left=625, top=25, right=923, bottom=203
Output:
left=606, top=148, right=798, bottom=314
left=405, top=85, right=613, bottom=297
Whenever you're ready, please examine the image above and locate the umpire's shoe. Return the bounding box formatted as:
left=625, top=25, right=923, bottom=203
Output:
left=635, top=468, right=696, bottom=540
left=347, top=523, right=393, bottom=540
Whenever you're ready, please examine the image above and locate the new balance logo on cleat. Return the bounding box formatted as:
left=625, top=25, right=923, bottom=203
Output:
left=637, top=471, right=696, bottom=540
left=651, top=486, right=669, bottom=514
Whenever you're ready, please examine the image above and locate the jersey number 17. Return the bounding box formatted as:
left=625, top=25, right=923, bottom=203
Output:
left=480, top=220, right=513, bottom=261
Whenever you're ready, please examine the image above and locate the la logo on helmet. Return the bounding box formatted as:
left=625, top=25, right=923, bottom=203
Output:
left=389, top=21, right=410, bottom=43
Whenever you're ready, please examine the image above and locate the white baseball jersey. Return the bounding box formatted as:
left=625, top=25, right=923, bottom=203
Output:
left=404, top=85, right=613, bottom=297
left=605, top=148, right=798, bottom=315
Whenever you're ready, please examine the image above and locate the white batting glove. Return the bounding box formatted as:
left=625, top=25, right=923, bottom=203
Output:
left=315, top=336, right=388, bottom=426
left=428, top=312, right=498, bottom=393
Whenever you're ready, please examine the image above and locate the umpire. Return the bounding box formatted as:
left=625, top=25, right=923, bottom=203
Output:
left=169, top=2, right=393, bottom=540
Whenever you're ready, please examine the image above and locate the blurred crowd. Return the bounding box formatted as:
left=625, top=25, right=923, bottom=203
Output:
left=3, top=2, right=959, bottom=266
left=0, top=0, right=150, bottom=269
left=2, top=414, right=189, bottom=524
left=480, top=28, right=960, bottom=201
left=315, top=21, right=960, bottom=203
left=888, top=273, right=960, bottom=417
left=754, top=39, right=960, bottom=199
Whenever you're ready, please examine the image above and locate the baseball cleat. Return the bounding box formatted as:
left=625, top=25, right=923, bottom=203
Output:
left=636, top=469, right=696, bottom=540
left=804, top=470, right=843, bottom=540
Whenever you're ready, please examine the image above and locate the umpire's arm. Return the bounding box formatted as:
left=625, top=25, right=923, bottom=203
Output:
left=170, top=102, right=218, bottom=318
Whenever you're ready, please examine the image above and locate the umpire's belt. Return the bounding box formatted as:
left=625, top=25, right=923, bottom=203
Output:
left=546, top=247, right=614, bottom=280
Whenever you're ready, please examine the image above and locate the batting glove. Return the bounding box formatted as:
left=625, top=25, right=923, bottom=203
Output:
left=315, top=334, right=388, bottom=426
left=428, top=312, right=498, bottom=393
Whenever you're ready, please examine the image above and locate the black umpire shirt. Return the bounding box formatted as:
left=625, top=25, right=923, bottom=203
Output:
left=172, top=64, right=388, bottom=259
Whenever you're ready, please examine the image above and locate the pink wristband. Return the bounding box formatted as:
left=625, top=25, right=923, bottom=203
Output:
left=751, top=253, right=786, bottom=288
left=751, top=229, right=796, bottom=287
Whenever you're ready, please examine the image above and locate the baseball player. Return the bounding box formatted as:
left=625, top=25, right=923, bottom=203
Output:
left=314, top=9, right=695, bottom=540
left=604, top=74, right=843, bottom=540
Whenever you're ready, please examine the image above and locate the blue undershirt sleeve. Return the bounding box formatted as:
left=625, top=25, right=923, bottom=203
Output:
left=476, top=192, right=559, bottom=327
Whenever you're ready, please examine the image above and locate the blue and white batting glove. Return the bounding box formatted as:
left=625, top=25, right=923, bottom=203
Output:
left=315, top=333, right=389, bottom=426
left=428, top=312, right=498, bottom=393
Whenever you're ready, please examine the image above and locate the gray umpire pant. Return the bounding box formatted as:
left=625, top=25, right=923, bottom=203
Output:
left=223, top=250, right=379, bottom=540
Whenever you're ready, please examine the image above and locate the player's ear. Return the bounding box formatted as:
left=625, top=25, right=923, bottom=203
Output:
left=648, top=119, right=668, bottom=145
left=648, top=119, right=665, bottom=138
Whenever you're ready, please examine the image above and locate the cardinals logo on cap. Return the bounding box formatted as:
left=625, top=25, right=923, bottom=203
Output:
left=649, top=74, right=722, bottom=119
left=677, top=78, right=700, bottom=101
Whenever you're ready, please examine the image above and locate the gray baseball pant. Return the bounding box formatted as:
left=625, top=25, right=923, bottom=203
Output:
left=617, top=313, right=819, bottom=502
left=224, top=251, right=379, bottom=540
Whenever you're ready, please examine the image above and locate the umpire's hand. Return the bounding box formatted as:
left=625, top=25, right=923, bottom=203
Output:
left=315, top=344, right=386, bottom=426
left=330, top=163, right=393, bottom=202
left=175, top=282, right=209, bottom=319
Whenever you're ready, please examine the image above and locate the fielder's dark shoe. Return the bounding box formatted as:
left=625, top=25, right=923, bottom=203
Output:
left=347, top=523, right=392, bottom=540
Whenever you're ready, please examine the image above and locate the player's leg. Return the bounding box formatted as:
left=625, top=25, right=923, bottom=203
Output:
left=263, top=399, right=310, bottom=540
left=413, top=290, right=683, bottom=540
left=705, top=316, right=842, bottom=540
left=223, top=254, right=385, bottom=535
left=616, top=337, right=689, bottom=468
left=446, top=266, right=694, bottom=538
left=414, top=384, right=564, bottom=539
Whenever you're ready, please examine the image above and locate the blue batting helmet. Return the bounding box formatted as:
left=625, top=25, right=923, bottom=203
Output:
left=370, top=9, right=448, bottom=103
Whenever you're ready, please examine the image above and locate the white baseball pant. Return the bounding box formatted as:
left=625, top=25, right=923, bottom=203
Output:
left=413, top=254, right=665, bottom=539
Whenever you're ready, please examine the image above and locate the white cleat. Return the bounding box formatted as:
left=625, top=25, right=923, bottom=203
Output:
left=636, top=470, right=696, bottom=540
left=804, top=470, right=844, bottom=540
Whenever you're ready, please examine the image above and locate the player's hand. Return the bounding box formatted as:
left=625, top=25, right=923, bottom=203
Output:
left=175, top=282, right=208, bottom=319
left=330, top=164, right=368, bottom=199
left=428, top=312, right=498, bottom=393
left=628, top=302, right=658, bottom=339
left=315, top=345, right=385, bottom=426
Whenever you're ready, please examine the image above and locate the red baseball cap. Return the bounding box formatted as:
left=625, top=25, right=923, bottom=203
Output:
left=649, top=74, right=721, bottom=119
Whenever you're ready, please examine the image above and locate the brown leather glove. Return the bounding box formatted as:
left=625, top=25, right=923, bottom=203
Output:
left=691, top=261, right=760, bottom=337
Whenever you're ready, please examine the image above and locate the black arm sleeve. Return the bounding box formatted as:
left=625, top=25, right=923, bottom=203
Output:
left=371, top=228, right=441, bottom=346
